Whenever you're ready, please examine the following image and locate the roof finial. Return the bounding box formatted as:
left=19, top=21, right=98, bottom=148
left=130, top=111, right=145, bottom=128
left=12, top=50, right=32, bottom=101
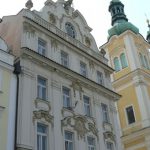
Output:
left=25, top=0, right=33, bottom=10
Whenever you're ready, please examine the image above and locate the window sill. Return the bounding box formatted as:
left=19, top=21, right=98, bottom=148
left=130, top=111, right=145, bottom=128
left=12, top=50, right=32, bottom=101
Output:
left=63, top=107, right=74, bottom=112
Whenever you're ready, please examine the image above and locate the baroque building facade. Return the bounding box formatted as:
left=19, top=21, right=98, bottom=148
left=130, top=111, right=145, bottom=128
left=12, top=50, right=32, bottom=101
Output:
left=101, top=0, right=150, bottom=150
left=0, top=0, right=121, bottom=150
left=0, top=37, right=17, bottom=150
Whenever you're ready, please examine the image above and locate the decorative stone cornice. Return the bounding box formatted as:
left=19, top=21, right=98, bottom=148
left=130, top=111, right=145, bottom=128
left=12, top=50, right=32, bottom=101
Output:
left=61, top=114, right=98, bottom=139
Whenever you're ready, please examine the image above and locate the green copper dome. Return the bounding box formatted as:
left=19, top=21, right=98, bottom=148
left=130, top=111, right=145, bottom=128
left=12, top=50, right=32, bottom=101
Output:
left=108, top=0, right=139, bottom=39
left=108, top=22, right=139, bottom=39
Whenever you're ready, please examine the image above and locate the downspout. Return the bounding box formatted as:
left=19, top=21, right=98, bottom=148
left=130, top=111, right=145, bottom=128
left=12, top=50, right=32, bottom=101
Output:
left=14, top=61, right=21, bottom=150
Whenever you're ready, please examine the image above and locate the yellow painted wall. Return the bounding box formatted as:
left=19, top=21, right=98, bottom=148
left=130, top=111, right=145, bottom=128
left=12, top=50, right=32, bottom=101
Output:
left=124, top=137, right=145, bottom=148
left=0, top=69, right=11, bottom=150
left=117, top=85, right=142, bottom=130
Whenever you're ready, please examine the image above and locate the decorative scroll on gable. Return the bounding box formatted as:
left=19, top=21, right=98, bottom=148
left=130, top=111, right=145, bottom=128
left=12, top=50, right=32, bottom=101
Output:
left=61, top=115, right=98, bottom=139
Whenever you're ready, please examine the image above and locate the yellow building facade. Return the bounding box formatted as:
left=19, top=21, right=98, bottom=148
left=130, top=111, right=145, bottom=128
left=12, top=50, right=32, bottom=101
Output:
left=0, top=37, right=17, bottom=150
left=101, top=0, right=150, bottom=149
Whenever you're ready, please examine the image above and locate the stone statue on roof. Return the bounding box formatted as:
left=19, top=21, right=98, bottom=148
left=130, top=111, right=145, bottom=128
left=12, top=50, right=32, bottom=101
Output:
left=64, top=0, right=73, bottom=10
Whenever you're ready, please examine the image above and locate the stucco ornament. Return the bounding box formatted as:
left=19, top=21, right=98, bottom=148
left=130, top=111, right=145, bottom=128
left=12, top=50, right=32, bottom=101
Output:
left=103, top=131, right=115, bottom=142
left=70, top=80, right=83, bottom=99
left=61, top=115, right=98, bottom=139
left=33, top=110, right=53, bottom=124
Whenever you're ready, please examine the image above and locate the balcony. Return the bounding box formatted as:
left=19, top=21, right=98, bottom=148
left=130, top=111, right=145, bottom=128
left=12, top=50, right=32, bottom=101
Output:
left=22, top=9, right=108, bottom=65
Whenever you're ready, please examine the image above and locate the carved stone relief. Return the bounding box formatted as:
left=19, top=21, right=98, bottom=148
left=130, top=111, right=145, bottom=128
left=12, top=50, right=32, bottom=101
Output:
left=33, top=110, right=53, bottom=124
left=70, top=80, right=83, bottom=99
left=103, top=131, right=115, bottom=142
left=61, top=115, right=98, bottom=139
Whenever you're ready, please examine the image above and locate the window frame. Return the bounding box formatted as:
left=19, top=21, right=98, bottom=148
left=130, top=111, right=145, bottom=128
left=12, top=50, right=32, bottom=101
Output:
left=83, top=95, right=91, bottom=117
left=61, top=50, right=69, bottom=68
left=62, top=86, right=72, bottom=110
left=65, top=22, right=76, bottom=39
left=101, top=103, right=110, bottom=123
left=37, top=76, right=47, bottom=100
left=113, top=57, right=121, bottom=72
left=106, top=141, right=114, bottom=150
left=37, top=123, right=48, bottom=150
left=97, top=71, right=104, bottom=85
left=87, top=136, right=96, bottom=150
left=80, top=61, right=87, bottom=77
left=120, top=53, right=128, bottom=69
left=38, top=38, right=47, bottom=56
left=125, top=105, right=136, bottom=125
left=64, top=130, right=74, bottom=150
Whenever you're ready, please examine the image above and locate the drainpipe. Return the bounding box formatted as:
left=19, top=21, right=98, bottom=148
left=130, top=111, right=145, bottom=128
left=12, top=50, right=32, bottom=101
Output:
left=13, top=61, right=21, bottom=150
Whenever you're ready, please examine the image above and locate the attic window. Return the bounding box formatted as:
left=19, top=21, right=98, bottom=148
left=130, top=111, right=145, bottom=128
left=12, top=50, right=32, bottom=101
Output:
left=65, top=22, right=76, bottom=38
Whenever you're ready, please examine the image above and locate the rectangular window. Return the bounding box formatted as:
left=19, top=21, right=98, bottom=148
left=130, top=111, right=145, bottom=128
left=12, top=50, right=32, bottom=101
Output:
left=101, top=103, right=110, bottom=123
left=61, top=51, right=69, bottom=68
left=37, top=76, right=47, bottom=100
left=63, top=86, right=71, bottom=109
left=84, top=95, right=91, bottom=117
left=97, top=71, right=104, bottom=85
left=80, top=62, right=87, bottom=77
left=37, top=123, right=48, bottom=150
left=106, top=142, right=114, bottom=150
left=64, top=131, right=74, bottom=150
left=126, top=106, right=135, bottom=124
left=38, top=38, right=46, bottom=56
left=87, top=136, right=96, bottom=150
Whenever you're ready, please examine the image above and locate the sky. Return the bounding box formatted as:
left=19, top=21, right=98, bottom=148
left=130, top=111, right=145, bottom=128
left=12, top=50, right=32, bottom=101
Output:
left=0, top=0, right=150, bottom=47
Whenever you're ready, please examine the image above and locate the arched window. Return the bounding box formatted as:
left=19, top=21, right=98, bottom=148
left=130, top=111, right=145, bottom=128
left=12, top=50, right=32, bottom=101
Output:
left=65, top=22, right=76, bottom=38
left=120, top=53, right=128, bottom=68
left=113, top=57, right=121, bottom=72
left=139, top=53, right=145, bottom=67
left=144, top=56, right=149, bottom=69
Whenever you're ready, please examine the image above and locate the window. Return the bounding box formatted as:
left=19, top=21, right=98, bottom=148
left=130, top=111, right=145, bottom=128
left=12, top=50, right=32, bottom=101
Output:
left=126, top=106, right=135, bottom=124
left=84, top=95, right=91, bottom=117
left=97, top=71, right=104, bottom=85
left=65, top=22, right=76, bottom=38
left=113, top=57, right=121, bottom=72
left=64, top=131, right=74, bottom=150
left=38, top=38, right=46, bottom=56
left=61, top=51, right=69, bottom=68
left=87, top=137, right=96, bottom=150
left=37, top=76, right=47, bottom=100
left=120, top=53, right=128, bottom=68
left=139, top=53, right=145, bottom=67
left=37, top=123, right=48, bottom=150
left=63, top=86, right=71, bottom=109
left=106, top=142, right=114, bottom=150
left=101, top=103, right=110, bottom=123
left=80, top=62, right=87, bottom=77
left=144, top=56, right=149, bottom=69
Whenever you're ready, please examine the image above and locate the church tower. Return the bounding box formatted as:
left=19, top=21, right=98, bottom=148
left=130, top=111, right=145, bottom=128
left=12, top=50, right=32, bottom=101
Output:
left=101, top=0, right=150, bottom=149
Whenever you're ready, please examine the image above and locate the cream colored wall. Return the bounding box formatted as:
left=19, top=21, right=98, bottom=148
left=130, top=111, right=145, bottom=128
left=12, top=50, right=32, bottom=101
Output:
left=0, top=69, right=11, bottom=150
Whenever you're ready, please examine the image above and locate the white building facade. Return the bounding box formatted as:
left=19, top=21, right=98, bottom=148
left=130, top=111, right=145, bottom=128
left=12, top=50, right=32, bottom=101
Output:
left=0, top=0, right=121, bottom=150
